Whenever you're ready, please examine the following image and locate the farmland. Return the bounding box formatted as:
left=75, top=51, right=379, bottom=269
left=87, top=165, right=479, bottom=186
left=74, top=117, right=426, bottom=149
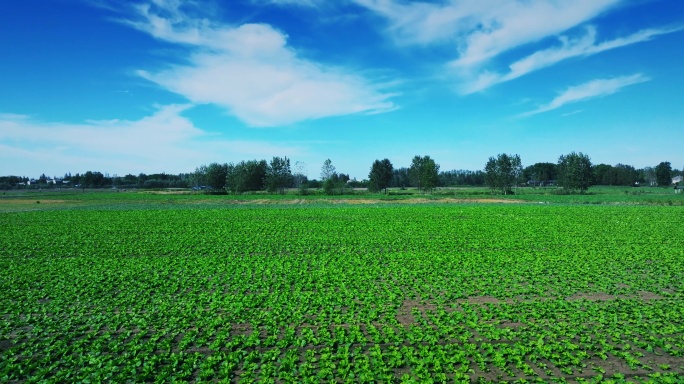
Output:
left=1, top=192, right=684, bottom=382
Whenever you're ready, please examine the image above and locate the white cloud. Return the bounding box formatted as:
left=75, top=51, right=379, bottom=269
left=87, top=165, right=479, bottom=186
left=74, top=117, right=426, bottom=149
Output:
left=519, top=74, right=650, bottom=117
left=123, top=0, right=396, bottom=127
left=560, top=110, right=584, bottom=117
left=354, top=1, right=682, bottom=93
left=355, top=0, right=619, bottom=62
left=0, top=105, right=305, bottom=175
left=0, top=113, right=30, bottom=120
left=461, top=25, right=682, bottom=94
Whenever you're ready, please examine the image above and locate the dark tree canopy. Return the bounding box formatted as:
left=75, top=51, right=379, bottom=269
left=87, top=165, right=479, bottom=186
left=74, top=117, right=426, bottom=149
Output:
left=408, top=155, right=440, bottom=192
left=484, top=153, right=522, bottom=195
left=655, top=161, right=672, bottom=186
left=265, top=156, right=292, bottom=194
left=439, top=170, right=485, bottom=186
left=523, top=162, right=556, bottom=186
left=368, top=159, right=394, bottom=193
left=226, top=160, right=268, bottom=193
left=557, top=152, right=593, bottom=192
left=206, top=163, right=229, bottom=191
left=592, top=163, right=639, bottom=186
left=389, top=168, right=410, bottom=188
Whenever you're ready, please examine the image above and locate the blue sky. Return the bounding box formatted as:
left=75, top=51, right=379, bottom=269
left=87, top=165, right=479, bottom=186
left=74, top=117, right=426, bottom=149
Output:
left=1, top=0, right=683, bottom=180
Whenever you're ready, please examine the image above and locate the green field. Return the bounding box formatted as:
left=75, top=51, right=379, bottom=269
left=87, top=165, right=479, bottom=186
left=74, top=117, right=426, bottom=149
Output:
left=1, top=190, right=684, bottom=383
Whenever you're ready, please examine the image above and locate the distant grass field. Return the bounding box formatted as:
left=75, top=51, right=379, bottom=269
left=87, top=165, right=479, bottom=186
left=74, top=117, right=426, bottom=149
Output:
left=0, top=185, right=681, bottom=212
left=1, top=188, right=683, bottom=382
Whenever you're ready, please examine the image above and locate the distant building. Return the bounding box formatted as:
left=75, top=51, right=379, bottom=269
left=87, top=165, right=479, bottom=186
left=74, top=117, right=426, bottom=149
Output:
left=673, top=176, right=683, bottom=185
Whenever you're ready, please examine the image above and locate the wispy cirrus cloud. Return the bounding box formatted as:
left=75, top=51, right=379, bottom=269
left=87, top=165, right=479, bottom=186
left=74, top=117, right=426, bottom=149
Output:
left=0, top=105, right=305, bottom=175
left=352, top=0, right=681, bottom=93
left=461, top=25, right=682, bottom=94
left=519, top=73, right=650, bottom=117
left=122, top=0, right=397, bottom=127
left=354, top=0, right=619, bottom=62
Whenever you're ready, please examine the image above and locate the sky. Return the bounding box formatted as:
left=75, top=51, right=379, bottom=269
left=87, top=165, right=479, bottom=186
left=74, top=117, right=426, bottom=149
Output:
left=1, top=0, right=683, bottom=180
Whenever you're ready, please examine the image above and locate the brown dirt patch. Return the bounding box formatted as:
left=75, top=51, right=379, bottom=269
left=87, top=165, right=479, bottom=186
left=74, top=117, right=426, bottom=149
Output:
left=396, top=299, right=440, bottom=325
left=637, top=290, right=664, bottom=300
left=457, top=295, right=507, bottom=305
left=567, top=292, right=620, bottom=301
left=566, top=291, right=664, bottom=301
left=231, top=323, right=253, bottom=336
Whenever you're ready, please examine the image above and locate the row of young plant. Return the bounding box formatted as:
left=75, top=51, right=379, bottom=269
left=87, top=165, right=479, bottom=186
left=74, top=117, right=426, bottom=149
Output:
left=1, top=204, right=683, bottom=382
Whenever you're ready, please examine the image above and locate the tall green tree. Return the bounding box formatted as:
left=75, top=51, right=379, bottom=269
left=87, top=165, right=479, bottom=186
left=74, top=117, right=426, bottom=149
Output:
left=484, top=153, right=522, bottom=195
left=557, top=152, right=593, bottom=192
left=368, top=158, right=394, bottom=193
left=206, top=163, right=228, bottom=192
left=655, top=161, right=672, bottom=186
left=265, top=156, right=292, bottom=194
left=320, top=159, right=336, bottom=181
left=226, top=160, right=268, bottom=193
left=319, top=159, right=340, bottom=195
left=408, top=155, right=440, bottom=193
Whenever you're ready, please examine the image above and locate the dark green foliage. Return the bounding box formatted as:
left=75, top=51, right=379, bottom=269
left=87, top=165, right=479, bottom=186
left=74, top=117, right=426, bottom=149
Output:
left=2, top=203, right=684, bottom=382
left=656, top=161, right=672, bottom=186
left=318, top=159, right=350, bottom=195
left=408, top=155, right=439, bottom=192
left=265, top=156, right=292, bottom=194
left=205, top=163, right=229, bottom=192
left=593, top=163, right=639, bottom=186
left=557, top=152, right=593, bottom=192
left=389, top=167, right=410, bottom=188
left=368, top=159, right=394, bottom=193
left=484, top=153, right=522, bottom=194
left=323, top=178, right=336, bottom=195
left=226, top=160, right=268, bottom=193
left=438, top=169, right=485, bottom=186
left=523, top=162, right=556, bottom=186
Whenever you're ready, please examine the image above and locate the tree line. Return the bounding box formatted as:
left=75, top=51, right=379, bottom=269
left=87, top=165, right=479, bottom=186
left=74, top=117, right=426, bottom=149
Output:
left=483, top=152, right=678, bottom=194
left=1, top=154, right=680, bottom=193
left=0, top=172, right=192, bottom=190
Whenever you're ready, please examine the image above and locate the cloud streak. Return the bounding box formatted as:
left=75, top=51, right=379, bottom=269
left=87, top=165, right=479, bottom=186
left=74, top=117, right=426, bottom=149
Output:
left=123, top=0, right=397, bottom=127
left=0, top=105, right=305, bottom=175
left=519, top=74, right=650, bottom=117
left=355, top=0, right=619, bottom=62
left=461, top=25, right=682, bottom=94
left=353, top=1, right=681, bottom=93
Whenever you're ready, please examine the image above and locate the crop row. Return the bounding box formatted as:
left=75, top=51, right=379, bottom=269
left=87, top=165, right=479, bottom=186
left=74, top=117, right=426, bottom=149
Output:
left=1, top=204, right=683, bottom=382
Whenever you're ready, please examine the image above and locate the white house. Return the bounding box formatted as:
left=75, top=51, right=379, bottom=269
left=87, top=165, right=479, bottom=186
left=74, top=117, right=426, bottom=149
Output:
left=673, top=176, right=683, bottom=185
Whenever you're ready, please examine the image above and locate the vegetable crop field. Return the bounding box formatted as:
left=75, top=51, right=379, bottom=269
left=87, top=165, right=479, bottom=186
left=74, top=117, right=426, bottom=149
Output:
left=2, top=193, right=684, bottom=383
